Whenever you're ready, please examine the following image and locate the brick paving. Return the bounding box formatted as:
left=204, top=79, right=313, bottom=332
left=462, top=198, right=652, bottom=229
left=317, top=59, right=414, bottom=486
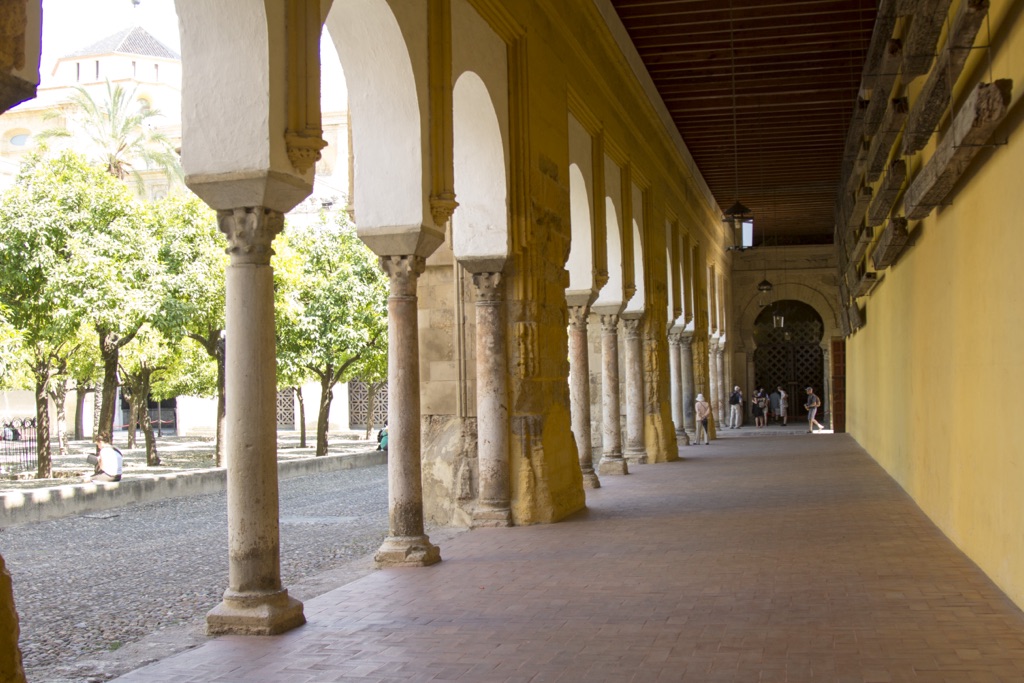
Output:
left=106, top=432, right=1024, bottom=682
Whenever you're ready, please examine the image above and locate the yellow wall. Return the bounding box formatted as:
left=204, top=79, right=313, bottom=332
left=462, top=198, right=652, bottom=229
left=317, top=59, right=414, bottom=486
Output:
left=847, top=0, right=1024, bottom=608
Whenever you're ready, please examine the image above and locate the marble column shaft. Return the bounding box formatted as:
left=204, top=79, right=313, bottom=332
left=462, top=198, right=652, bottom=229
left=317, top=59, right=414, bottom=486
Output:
left=680, top=334, right=696, bottom=433
left=668, top=331, right=689, bottom=445
left=207, top=206, right=304, bottom=636
left=375, top=255, right=441, bottom=566
left=708, top=338, right=720, bottom=431
left=598, top=314, right=628, bottom=475
left=568, top=306, right=600, bottom=488
left=471, top=272, right=512, bottom=526
left=622, top=317, right=647, bottom=465
left=716, top=345, right=727, bottom=424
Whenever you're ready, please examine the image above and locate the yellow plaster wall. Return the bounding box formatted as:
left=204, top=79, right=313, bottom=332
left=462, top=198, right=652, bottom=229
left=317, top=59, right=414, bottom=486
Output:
left=847, top=0, right=1024, bottom=609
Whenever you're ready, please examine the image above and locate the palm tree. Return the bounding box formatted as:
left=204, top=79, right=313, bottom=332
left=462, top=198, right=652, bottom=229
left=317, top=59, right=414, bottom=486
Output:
left=38, top=80, right=182, bottom=440
left=40, top=79, right=181, bottom=192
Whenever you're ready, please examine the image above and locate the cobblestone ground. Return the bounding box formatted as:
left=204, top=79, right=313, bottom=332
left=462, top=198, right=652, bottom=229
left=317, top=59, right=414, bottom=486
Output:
left=1, top=461, right=397, bottom=682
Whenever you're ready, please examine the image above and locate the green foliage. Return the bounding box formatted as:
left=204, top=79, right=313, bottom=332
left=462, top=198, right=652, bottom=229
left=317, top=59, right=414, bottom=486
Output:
left=275, top=213, right=388, bottom=389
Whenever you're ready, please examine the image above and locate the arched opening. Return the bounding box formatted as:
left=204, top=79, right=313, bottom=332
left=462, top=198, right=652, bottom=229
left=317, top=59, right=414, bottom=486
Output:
left=452, top=70, right=508, bottom=269
left=752, top=300, right=823, bottom=422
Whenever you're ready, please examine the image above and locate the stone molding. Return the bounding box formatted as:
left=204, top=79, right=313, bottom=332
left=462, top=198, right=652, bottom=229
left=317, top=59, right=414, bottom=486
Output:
left=472, top=271, right=503, bottom=303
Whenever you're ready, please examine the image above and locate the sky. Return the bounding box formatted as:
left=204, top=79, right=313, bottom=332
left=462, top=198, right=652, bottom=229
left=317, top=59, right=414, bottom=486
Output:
left=40, top=0, right=181, bottom=76
left=38, top=0, right=346, bottom=108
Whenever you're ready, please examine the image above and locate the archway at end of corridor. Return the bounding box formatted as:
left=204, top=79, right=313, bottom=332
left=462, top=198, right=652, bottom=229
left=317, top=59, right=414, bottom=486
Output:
left=752, top=300, right=823, bottom=424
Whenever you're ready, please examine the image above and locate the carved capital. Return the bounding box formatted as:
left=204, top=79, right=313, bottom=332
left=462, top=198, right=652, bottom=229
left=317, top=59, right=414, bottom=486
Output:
left=472, top=272, right=503, bottom=303
left=621, top=317, right=642, bottom=340
left=380, top=255, right=426, bottom=297
left=599, top=314, right=620, bottom=334
left=217, top=207, right=284, bottom=264
left=668, top=331, right=682, bottom=347
left=430, top=192, right=459, bottom=228
left=285, top=131, right=328, bottom=174
left=568, top=305, right=590, bottom=330
left=679, top=333, right=693, bottom=351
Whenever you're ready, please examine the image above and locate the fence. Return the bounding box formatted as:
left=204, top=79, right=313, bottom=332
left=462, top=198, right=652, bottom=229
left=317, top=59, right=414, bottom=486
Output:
left=1, top=417, right=38, bottom=475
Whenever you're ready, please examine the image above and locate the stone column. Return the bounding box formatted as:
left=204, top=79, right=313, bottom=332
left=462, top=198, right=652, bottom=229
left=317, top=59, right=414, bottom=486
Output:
left=708, top=337, right=720, bottom=431
left=821, top=344, right=831, bottom=429
left=668, top=331, right=690, bottom=445
left=207, top=207, right=304, bottom=636
left=375, top=255, right=442, bottom=566
left=716, top=344, right=727, bottom=424
left=680, top=333, right=696, bottom=435
left=569, top=305, right=601, bottom=488
left=471, top=272, right=512, bottom=526
left=622, top=317, right=647, bottom=465
left=598, top=314, right=628, bottom=475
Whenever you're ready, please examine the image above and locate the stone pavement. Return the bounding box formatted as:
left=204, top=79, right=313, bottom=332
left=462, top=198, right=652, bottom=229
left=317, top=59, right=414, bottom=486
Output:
left=96, top=430, right=1024, bottom=683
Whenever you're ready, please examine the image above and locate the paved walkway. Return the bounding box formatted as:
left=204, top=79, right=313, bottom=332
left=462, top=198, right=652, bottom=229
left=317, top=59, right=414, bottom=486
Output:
left=110, top=431, right=1024, bottom=683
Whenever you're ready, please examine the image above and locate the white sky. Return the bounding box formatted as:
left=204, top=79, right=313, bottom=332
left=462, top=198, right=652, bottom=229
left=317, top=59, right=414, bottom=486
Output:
left=39, top=0, right=346, bottom=109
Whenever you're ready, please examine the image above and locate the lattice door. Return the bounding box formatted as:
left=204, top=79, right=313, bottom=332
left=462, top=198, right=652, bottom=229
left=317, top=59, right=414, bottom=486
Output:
left=276, top=389, right=295, bottom=430
left=753, top=310, right=824, bottom=420
left=348, top=381, right=389, bottom=429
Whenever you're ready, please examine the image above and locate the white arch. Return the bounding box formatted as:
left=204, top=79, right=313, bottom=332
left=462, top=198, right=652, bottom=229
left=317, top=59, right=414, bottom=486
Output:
left=623, top=183, right=645, bottom=316
left=452, top=70, right=508, bottom=271
left=566, top=114, right=595, bottom=303
left=593, top=156, right=625, bottom=313
left=326, top=0, right=429, bottom=251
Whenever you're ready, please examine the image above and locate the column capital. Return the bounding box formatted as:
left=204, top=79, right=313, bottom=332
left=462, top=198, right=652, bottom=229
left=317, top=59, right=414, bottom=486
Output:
left=679, top=332, right=694, bottom=350
left=599, top=313, right=620, bottom=333
left=471, top=271, right=503, bottom=302
left=430, top=192, right=459, bottom=228
left=621, top=317, right=642, bottom=340
left=568, top=304, right=590, bottom=329
left=217, top=207, right=284, bottom=265
left=380, top=255, right=426, bottom=297
left=668, top=330, right=683, bottom=347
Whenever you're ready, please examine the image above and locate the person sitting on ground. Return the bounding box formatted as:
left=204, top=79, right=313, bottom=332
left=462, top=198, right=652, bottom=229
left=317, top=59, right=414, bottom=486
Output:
left=89, top=438, right=123, bottom=482
left=377, top=425, right=388, bottom=452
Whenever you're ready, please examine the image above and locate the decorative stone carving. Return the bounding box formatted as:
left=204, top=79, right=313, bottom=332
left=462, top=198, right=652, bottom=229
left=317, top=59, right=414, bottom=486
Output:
left=430, top=192, right=459, bottom=228
left=217, top=207, right=284, bottom=264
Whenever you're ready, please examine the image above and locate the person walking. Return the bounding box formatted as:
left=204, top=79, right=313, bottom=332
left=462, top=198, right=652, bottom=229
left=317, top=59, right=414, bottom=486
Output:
left=777, top=386, right=789, bottom=426
left=728, top=385, right=743, bottom=429
left=804, top=386, right=824, bottom=432
left=695, top=393, right=712, bottom=445
left=752, top=387, right=768, bottom=428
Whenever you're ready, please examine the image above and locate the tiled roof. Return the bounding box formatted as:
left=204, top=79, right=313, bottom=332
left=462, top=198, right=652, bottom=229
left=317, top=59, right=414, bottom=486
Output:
left=64, top=26, right=180, bottom=60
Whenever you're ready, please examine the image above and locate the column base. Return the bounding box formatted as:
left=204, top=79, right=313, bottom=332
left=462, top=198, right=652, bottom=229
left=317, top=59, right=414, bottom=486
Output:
left=625, top=451, right=648, bottom=466
left=675, top=429, right=690, bottom=446
left=471, top=505, right=513, bottom=528
left=206, top=588, right=305, bottom=636
left=375, top=535, right=442, bottom=568
left=581, top=468, right=601, bottom=489
left=598, top=456, right=629, bottom=475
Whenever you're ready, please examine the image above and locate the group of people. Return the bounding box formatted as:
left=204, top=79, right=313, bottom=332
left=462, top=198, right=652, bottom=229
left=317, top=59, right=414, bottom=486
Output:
left=694, top=385, right=824, bottom=444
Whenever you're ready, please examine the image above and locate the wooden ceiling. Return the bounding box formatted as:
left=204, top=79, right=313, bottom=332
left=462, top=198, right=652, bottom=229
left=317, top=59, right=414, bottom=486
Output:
left=611, top=0, right=878, bottom=244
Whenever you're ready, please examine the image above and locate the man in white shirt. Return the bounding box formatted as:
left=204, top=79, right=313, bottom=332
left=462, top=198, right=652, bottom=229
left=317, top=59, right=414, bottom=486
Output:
left=90, top=438, right=123, bottom=482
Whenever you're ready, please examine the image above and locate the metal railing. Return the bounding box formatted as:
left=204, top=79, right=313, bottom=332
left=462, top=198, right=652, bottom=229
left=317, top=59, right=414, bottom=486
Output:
left=1, top=417, right=38, bottom=475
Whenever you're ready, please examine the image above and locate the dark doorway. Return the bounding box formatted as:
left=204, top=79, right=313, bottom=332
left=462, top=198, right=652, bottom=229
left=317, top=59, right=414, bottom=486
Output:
left=753, top=300, right=824, bottom=423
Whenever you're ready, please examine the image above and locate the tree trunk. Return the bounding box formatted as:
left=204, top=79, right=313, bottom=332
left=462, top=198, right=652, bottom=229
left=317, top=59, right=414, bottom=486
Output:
left=33, top=368, right=52, bottom=479
left=316, top=370, right=333, bottom=457
left=48, top=380, right=69, bottom=456
left=92, top=386, right=101, bottom=436
left=137, top=395, right=160, bottom=466
left=74, top=384, right=91, bottom=440
left=364, top=382, right=377, bottom=441
left=97, top=330, right=120, bottom=442
left=215, top=333, right=226, bottom=467
left=295, top=387, right=307, bottom=449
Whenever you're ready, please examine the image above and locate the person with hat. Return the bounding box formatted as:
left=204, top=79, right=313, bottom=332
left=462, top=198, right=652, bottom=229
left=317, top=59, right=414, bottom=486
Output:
left=694, top=393, right=712, bottom=445
left=804, top=386, right=824, bottom=433
left=727, top=385, right=743, bottom=429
